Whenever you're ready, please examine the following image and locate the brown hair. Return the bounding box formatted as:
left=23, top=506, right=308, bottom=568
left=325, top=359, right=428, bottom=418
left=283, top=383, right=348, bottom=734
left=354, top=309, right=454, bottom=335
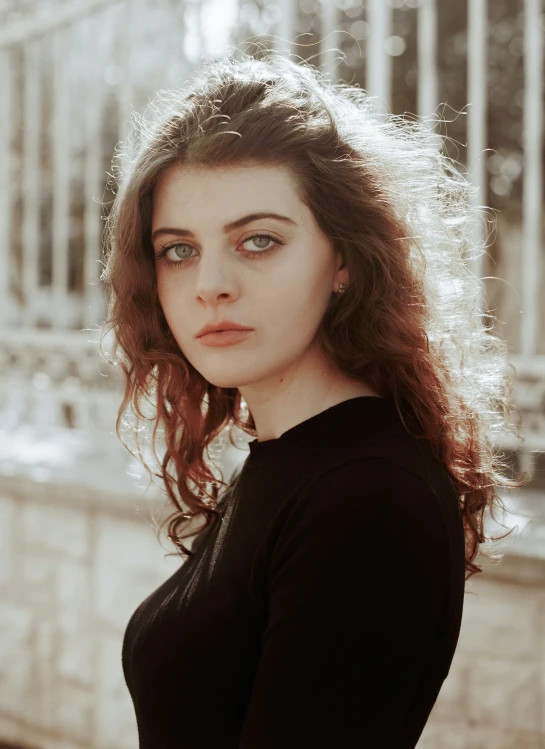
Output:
left=100, top=50, right=530, bottom=582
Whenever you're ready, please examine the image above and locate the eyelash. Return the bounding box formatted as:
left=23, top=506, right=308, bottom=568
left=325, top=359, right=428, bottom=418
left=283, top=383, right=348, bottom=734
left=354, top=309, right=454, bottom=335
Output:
left=154, top=233, right=285, bottom=269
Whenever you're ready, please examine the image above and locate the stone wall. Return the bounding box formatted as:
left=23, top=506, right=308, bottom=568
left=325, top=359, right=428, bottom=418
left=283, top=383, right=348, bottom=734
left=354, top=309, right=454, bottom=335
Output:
left=419, top=553, right=545, bottom=749
left=0, top=474, right=172, bottom=749
left=0, top=472, right=544, bottom=749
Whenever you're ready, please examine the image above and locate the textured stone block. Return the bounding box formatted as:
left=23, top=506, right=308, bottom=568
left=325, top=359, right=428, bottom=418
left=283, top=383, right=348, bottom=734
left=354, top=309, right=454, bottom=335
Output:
left=53, top=679, right=93, bottom=742
left=22, top=553, right=56, bottom=608
left=94, top=513, right=180, bottom=629
left=22, top=501, right=89, bottom=559
left=57, top=626, right=93, bottom=685
left=31, top=619, right=56, bottom=730
left=95, top=635, right=139, bottom=749
left=0, top=714, right=22, bottom=746
left=466, top=723, right=506, bottom=749
left=55, top=558, right=89, bottom=629
left=0, top=603, right=33, bottom=718
left=0, top=494, right=15, bottom=586
left=416, top=719, right=468, bottom=749
left=467, top=725, right=543, bottom=749
left=467, top=657, right=540, bottom=731
left=458, top=581, right=541, bottom=660
left=428, top=651, right=469, bottom=724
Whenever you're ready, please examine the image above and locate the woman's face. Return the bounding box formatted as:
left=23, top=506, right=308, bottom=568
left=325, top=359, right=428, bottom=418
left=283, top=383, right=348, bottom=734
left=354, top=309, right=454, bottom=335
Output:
left=151, top=162, right=347, bottom=393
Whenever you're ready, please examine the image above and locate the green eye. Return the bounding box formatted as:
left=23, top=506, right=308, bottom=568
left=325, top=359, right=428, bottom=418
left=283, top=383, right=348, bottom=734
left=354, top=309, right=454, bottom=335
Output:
left=155, top=233, right=285, bottom=269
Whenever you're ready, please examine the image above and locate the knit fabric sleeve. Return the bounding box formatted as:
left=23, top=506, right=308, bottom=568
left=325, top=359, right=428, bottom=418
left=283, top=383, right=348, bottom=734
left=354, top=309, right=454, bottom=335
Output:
left=237, top=457, right=450, bottom=749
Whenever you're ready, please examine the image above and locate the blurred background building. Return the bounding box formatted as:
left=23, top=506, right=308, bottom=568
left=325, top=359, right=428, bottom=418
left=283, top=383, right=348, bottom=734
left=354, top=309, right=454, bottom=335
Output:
left=0, top=0, right=543, bottom=747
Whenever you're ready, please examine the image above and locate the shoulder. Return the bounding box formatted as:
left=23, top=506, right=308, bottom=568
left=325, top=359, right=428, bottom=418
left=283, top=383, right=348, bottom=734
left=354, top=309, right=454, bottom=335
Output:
left=269, top=456, right=450, bottom=575
left=294, top=456, right=440, bottom=525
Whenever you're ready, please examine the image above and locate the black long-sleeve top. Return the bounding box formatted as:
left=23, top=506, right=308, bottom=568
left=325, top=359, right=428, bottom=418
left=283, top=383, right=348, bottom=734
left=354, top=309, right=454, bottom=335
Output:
left=121, top=395, right=466, bottom=748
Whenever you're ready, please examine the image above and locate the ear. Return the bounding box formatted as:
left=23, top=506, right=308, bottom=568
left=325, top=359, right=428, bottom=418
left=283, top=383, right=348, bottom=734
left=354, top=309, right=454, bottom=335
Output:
left=332, top=246, right=350, bottom=290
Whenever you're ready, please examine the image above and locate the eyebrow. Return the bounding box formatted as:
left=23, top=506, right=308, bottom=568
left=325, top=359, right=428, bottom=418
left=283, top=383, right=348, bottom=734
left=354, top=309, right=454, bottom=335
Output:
left=151, top=212, right=297, bottom=243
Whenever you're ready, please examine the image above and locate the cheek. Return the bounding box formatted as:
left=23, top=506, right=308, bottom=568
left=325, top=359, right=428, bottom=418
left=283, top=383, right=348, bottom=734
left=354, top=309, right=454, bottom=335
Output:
left=156, top=281, right=188, bottom=334
left=155, top=265, right=172, bottom=296
left=264, top=281, right=329, bottom=341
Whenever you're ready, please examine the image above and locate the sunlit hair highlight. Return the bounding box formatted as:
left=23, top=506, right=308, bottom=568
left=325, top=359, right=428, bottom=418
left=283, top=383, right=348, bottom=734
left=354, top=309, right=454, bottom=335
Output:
left=100, top=49, right=531, bottom=583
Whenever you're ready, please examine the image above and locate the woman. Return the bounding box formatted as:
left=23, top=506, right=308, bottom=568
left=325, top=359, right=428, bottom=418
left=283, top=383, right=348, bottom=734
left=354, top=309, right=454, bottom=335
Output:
left=101, top=51, right=528, bottom=749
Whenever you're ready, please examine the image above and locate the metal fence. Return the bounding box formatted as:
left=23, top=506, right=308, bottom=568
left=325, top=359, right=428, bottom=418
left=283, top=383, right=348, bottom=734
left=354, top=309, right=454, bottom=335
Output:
left=0, top=0, right=543, bottom=478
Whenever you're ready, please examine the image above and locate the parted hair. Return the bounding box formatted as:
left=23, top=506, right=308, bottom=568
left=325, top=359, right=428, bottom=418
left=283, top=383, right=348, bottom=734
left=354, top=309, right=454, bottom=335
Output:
left=100, top=49, right=530, bottom=582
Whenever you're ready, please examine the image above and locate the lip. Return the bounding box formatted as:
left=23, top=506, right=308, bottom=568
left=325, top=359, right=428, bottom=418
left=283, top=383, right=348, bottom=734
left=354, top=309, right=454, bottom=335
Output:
left=198, top=329, right=253, bottom=347
left=196, top=321, right=253, bottom=338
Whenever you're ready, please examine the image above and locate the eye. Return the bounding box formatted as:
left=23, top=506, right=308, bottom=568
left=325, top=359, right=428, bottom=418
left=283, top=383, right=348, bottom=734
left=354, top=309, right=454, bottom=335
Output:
left=157, top=244, right=194, bottom=264
left=154, top=232, right=285, bottom=269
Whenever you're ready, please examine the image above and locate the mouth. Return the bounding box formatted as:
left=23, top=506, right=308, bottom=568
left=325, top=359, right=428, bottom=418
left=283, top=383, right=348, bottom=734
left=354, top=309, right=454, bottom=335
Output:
left=198, top=329, right=254, bottom=346
left=197, top=327, right=253, bottom=338
left=195, top=320, right=252, bottom=338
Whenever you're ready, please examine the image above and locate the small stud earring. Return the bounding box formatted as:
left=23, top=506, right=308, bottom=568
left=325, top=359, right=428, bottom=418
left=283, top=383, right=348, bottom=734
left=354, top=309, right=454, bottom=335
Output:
left=338, top=283, right=347, bottom=295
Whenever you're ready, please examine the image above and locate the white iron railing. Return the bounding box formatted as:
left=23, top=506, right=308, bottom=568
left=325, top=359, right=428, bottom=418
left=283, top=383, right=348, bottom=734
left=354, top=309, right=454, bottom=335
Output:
left=0, top=0, right=543, bottom=477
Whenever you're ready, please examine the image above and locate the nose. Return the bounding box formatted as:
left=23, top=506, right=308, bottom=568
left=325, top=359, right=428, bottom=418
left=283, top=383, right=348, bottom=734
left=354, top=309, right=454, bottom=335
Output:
left=194, top=255, right=240, bottom=305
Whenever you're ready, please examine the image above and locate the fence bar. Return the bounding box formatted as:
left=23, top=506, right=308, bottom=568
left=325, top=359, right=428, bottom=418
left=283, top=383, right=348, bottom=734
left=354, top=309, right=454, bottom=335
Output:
left=117, top=0, right=136, bottom=146
left=272, top=0, right=296, bottom=54
left=319, top=0, right=339, bottom=81
left=366, top=0, right=392, bottom=113
left=417, top=0, right=438, bottom=125
left=51, top=29, right=71, bottom=328
left=83, top=16, right=106, bottom=330
left=466, top=0, right=487, bottom=285
left=22, top=40, right=42, bottom=327
left=0, top=47, right=13, bottom=325
left=520, top=0, right=544, bottom=358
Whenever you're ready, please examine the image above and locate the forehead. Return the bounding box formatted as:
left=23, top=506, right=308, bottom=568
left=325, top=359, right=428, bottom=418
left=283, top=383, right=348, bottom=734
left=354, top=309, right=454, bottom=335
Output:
left=152, top=162, right=302, bottom=218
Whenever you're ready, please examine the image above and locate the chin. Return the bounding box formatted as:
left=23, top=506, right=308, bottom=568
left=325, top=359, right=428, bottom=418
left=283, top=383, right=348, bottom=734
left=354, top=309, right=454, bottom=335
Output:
left=204, top=376, right=244, bottom=389
left=191, top=353, right=275, bottom=391
left=195, top=367, right=248, bottom=390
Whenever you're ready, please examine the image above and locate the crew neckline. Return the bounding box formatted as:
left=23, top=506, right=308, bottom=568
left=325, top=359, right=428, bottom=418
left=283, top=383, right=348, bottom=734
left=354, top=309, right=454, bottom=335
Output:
left=247, top=395, right=393, bottom=459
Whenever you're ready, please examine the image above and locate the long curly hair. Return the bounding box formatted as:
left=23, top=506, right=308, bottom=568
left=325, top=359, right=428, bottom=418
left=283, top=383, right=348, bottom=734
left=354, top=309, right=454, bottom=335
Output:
left=100, top=50, right=531, bottom=582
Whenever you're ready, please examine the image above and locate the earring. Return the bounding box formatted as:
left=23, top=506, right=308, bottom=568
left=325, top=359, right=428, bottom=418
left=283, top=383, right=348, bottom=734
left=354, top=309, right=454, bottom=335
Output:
left=338, top=283, right=347, bottom=295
